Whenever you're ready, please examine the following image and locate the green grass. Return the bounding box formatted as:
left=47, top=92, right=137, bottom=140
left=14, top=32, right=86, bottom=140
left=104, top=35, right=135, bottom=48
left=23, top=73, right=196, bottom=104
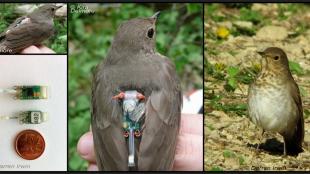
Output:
left=210, top=166, right=224, bottom=171
left=239, top=7, right=263, bottom=25
left=223, top=150, right=236, bottom=158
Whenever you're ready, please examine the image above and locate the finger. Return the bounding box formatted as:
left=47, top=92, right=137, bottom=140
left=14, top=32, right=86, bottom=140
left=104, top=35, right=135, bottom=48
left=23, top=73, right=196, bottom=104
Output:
left=20, top=45, right=41, bottom=53
left=77, top=131, right=97, bottom=163
left=88, top=163, right=98, bottom=171
left=174, top=133, right=203, bottom=171
left=37, top=45, right=55, bottom=53
left=175, top=133, right=203, bottom=160
left=180, top=114, right=203, bottom=135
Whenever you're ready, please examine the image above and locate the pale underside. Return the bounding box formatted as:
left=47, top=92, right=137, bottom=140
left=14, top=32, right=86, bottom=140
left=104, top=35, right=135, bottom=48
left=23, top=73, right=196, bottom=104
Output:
left=248, top=82, right=297, bottom=136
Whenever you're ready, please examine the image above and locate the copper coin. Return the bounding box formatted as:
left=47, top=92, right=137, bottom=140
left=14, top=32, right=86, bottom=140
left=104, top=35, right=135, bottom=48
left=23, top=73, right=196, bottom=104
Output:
left=15, top=129, right=45, bottom=160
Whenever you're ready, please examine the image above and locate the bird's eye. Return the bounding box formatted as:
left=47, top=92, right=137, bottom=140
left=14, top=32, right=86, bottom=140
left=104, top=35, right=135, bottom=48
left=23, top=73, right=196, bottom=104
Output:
left=274, top=56, right=279, bottom=60
left=51, top=8, right=55, bottom=11
left=147, top=28, right=154, bottom=39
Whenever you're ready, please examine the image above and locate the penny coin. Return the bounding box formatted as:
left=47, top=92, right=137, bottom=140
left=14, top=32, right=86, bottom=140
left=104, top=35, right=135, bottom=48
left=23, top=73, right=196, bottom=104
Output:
left=15, top=129, right=45, bottom=160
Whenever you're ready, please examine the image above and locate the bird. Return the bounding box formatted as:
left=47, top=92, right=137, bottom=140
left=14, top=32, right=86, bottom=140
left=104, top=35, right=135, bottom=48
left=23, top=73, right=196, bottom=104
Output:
left=248, top=47, right=304, bottom=156
left=0, top=4, right=61, bottom=54
left=91, top=12, right=182, bottom=171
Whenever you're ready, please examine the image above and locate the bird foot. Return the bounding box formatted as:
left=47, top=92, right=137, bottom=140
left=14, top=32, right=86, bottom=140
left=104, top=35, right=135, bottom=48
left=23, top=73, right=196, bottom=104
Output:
left=136, top=93, right=145, bottom=100
left=112, top=91, right=145, bottom=100
left=112, top=92, right=125, bottom=100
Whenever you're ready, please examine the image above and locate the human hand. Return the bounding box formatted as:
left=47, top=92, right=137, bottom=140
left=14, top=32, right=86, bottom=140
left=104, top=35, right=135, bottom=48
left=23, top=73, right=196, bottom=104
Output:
left=21, top=45, right=55, bottom=54
left=173, top=114, right=203, bottom=171
left=77, top=114, right=203, bottom=171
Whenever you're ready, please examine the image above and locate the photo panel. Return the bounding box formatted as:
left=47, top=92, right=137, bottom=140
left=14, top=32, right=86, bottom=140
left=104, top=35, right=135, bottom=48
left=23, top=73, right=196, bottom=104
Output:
left=0, top=3, right=67, bottom=54
left=204, top=3, right=310, bottom=171
left=0, top=55, right=67, bottom=171
left=68, top=3, right=203, bottom=171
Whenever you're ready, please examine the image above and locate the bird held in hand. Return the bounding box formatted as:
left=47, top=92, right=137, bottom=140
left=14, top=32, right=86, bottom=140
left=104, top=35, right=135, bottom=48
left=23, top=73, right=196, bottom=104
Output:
left=248, top=47, right=304, bottom=156
left=0, top=4, right=61, bottom=54
left=91, top=12, right=182, bottom=171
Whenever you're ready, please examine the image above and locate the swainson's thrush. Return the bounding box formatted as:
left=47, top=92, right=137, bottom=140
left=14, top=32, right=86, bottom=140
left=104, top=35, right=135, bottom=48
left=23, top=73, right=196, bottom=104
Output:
left=0, top=4, right=61, bottom=54
left=248, top=47, right=304, bottom=156
left=91, top=12, right=182, bottom=171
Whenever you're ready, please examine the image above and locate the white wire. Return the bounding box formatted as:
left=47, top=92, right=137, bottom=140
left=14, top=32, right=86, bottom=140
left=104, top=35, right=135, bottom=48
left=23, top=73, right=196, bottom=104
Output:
left=0, top=88, right=17, bottom=94
left=0, top=115, right=18, bottom=120
left=0, top=88, right=16, bottom=120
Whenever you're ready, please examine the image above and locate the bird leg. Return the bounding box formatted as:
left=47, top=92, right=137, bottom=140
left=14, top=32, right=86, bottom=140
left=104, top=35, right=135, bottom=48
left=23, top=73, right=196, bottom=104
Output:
left=136, top=93, right=145, bottom=100
left=256, top=129, right=265, bottom=152
left=283, top=139, right=287, bottom=156
left=112, top=92, right=125, bottom=100
left=282, top=132, right=288, bottom=156
left=112, top=91, right=145, bottom=101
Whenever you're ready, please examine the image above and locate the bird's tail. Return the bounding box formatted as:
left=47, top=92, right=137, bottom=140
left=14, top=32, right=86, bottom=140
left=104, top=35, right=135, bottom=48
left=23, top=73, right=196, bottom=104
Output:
left=284, top=116, right=304, bottom=156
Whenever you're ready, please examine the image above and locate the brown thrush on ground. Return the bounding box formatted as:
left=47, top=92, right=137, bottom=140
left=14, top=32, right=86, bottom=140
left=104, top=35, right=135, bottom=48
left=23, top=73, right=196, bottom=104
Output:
left=248, top=47, right=304, bottom=156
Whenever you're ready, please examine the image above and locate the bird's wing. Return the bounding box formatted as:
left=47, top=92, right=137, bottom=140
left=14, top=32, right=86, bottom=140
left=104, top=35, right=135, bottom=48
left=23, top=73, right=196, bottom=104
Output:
left=0, top=20, right=53, bottom=53
left=8, top=16, right=30, bottom=30
left=0, top=16, right=28, bottom=39
left=91, top=61, right=128, bottom=171
left=288, top=77, right=304, bottom=144
left=138, top=54, right=182, bottom=170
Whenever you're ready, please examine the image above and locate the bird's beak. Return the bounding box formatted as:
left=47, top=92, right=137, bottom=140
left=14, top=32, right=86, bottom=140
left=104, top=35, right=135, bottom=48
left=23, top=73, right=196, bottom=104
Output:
left=56, top=5, right=62, bottom=10
left=151, top=11, right=161, bottom=20
left=257, top=51, right=265, bottom=56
